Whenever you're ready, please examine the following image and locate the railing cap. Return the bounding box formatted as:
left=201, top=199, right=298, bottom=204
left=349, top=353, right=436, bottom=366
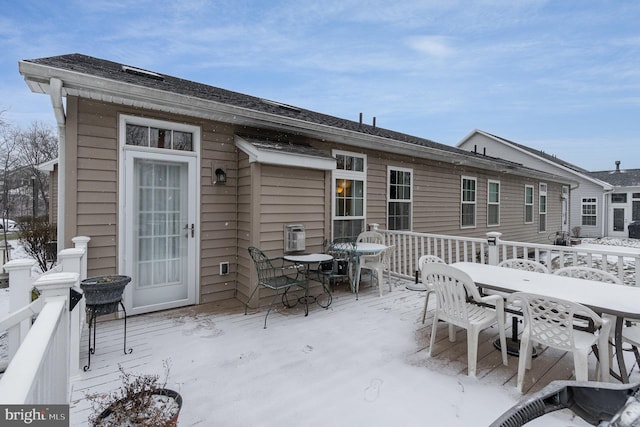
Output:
left=34, top=272, right=79, bottom=288
left=3, top=259, right=36, bottom=271
left=58, top=248, right=85, bottom=258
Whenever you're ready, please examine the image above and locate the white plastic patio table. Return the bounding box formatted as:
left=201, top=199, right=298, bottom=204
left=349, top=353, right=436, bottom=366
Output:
left=283, top=253, right=333, bottom=307
left=451, top=261, right=640, bottom=383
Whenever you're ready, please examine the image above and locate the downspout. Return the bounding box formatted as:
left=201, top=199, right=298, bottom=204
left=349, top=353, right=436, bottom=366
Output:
left=49, top=78, right=66, bottom=251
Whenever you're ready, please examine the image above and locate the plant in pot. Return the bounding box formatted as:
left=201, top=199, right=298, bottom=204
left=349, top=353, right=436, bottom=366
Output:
left=86, top=360, right=182, bottom=426
left=80, top=275, right=131, bottom=313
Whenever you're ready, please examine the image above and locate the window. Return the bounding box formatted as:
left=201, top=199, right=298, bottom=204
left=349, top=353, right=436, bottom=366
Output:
left=581, top=197, right=597, bottom=226
left=524, top=185, right=534, bottom=224
left=633, top=193, right=640, bottom=221
left=487, top=180, right=500, bottom=226
left=612, top=193, right=627, bottom=203
left=461, top=177, right=476, bottom=228
left=126, top=124, right=193, bottom=151
left=388, top=167, right=412, bottom=230
left=333, top=151, right=366, bottom=240
left=539, top=183, right=547, bottom=232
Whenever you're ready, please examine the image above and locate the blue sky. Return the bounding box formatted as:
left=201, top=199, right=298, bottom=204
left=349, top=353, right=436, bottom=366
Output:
left=1, top=0, right=638, bottom=171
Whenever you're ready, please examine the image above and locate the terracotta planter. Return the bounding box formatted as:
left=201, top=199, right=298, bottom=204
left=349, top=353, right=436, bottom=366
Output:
left=96, top=388, right=182, bottom=426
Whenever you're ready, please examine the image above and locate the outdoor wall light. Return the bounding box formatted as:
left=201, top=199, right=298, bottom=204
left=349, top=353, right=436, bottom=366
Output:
left=213, top=167, right=227, bottom=184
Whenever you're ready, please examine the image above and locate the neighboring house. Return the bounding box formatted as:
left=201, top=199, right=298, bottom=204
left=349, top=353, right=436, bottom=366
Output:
left=19, top=54, right=570, bottom=315
left=590, top=162, right=640, bottom=238
left=458, top=130, right=614, bottom=239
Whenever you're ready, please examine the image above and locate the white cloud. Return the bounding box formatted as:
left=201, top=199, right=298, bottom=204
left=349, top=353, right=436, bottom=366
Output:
left=406, top=35, right=455, bottom=58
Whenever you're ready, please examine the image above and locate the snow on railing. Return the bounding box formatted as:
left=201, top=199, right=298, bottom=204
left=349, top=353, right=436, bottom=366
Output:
left=378, top=229, right=638, bottom=286
left=0, top=237, right=90, bottom=404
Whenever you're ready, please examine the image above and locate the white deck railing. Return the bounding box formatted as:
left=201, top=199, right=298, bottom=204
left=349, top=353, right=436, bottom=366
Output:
left=0, top=236, right=90, bottom=404
left=379, top=229, right=639, bottom=286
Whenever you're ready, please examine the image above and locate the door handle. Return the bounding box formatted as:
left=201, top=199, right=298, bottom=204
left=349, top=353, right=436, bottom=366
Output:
left=184, top=224, right=195, bottom=238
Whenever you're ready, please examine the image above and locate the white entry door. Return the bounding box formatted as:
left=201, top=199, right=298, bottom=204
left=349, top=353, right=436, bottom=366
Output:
left=122, top=151, right=198, bottom=315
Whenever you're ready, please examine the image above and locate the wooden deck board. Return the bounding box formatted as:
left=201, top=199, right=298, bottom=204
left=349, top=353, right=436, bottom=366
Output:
left=68, top=276, right=640, bottom=426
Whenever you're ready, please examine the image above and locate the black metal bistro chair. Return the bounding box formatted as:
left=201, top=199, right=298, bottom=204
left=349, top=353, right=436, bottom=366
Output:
left=311, top=239, right=354, bottom=289
left=246, top=247, right=309, bottom=328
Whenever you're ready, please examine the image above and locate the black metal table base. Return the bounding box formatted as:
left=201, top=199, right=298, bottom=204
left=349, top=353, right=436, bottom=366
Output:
left=493, top=316, right=538, bottom=358
left=84, top=300, right=133, bottom=371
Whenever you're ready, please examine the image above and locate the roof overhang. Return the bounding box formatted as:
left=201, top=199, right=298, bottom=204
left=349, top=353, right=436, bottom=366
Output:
left=235, top=136, right=336, bottom=170
left=37, top=158, right=58, bottom=172
left=460, top=130, right=609, bottom=190
left=19, top=60, right=568, bottom=184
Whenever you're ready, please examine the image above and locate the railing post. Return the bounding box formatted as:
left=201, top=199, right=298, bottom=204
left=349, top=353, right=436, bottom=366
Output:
left=487, top=231, right=502, bottom=266
left=57, top=247, right=86, bottom=377
left=3, top=259, right=36, bottom=359
left=33, top=272, right=79, bottom=403
left=72, top=236, right=91, bottom=281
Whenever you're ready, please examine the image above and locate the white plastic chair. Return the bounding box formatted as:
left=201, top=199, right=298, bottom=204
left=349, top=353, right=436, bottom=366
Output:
left=425, top=263, right=508, bottom=377
left=499, top=259, right=549, bottom=274
left=621, top=326, right=640, bottom=373
left=419, top=255, right=445, bottom=323
left=508, top=292, right=611, bottom=393
left=554, top=266, right=620, bottom=283
left=355, top=231, right=391, bottom=296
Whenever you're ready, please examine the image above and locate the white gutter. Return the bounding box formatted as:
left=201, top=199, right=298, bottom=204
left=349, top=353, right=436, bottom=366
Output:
left=49, top=78, right=66, bottom=251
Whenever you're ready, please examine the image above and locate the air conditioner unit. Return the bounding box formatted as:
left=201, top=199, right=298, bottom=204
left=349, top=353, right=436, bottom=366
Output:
left=284, top=224, right=305, bottom=252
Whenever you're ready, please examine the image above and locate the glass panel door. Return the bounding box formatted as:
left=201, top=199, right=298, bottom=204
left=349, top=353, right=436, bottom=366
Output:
left=123, top=152, right=197, bottom=314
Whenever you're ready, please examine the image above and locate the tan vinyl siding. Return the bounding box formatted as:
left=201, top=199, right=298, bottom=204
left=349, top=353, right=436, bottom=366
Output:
left=199, top=122, right=237, bottom=303
left=328, top=146, right=563, bottom=244
left=71, top=97, right=242, bottom=303
left=71, top=98, right=118, bottom=276
left=236, top=152, right=253, bottom=302
left=241, top=163, right=327, bottom=307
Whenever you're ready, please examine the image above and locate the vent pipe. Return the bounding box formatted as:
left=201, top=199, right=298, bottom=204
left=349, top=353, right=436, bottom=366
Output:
left=615, top=160, right=621, bottom=171
left=372, top=117, right=376, bottom=129
left=359, top=112, right=363, bottom=126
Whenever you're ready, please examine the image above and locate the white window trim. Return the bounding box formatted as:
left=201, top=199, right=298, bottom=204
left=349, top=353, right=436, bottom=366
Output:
left=524, top=185, right=534, bottom=224
left=487, top=179, right=500, bottom=227
left=581, top=197, right=598, bottom=226
left=387, top=166, right=413, bottom=231
left=119, top=114, right=200, bottom=156
left=539, top=182, right=547, bottom=233
left=461, top=176, right=477, bottom=229
left=332, top=150, right=367, bottom=236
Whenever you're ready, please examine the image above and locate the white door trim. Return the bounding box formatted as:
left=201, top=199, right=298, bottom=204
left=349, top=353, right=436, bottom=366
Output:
left=117, top=115, right=200, bottom=315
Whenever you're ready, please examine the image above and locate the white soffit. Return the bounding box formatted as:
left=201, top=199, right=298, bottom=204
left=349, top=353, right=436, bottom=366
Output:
left=235, top=136, right=336, bottom=170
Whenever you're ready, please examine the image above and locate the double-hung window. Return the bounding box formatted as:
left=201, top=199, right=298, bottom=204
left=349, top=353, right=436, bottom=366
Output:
left=581, top=197, right=597, bottom=226
left=333, top=150, right=366, bottom=240
left=461, top=176, right=476, bottom=228
left=539, top=183, right=547, bottom=232
left=524, top=185, right=534, bottom=224
left=388, top=167, right=412, bottom=230
left=633, top=193, right=640, bottom=222
left=487, top=180, right=500, bottom=226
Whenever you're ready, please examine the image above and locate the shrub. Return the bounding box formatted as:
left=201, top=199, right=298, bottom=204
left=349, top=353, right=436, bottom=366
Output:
left=17, top=216, right=57, bottom=272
